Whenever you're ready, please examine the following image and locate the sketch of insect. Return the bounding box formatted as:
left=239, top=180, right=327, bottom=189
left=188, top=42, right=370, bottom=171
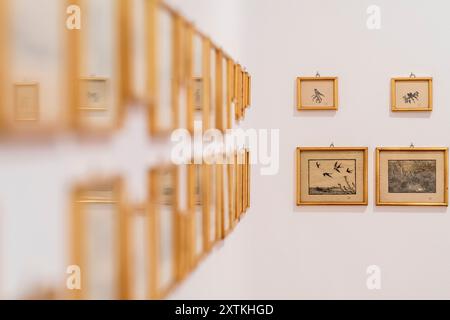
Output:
left=308, top=159, right=357, bottom=195
left=311, top=89, right=325, bottom=103
left=388, top=160, right=436, bottom=193
left=402, top=91, right=420, bottom=104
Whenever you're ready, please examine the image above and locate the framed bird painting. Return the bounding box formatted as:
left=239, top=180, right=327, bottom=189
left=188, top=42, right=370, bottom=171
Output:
left=391, top=77, right=433, bottom=112
left=296, top=147, right=368, bottom=205
left=296, top=76, right=338, bottom=111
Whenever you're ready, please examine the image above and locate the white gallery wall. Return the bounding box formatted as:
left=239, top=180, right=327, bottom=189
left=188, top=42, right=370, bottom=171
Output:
left=2, top=0, right=450, bottom=300
left=169, top=0, right=450, bottom=299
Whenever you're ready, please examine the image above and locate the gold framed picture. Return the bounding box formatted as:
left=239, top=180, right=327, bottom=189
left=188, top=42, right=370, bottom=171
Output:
left=68, top=0, right=127, bottom=132
left=70, top=177, right=129, bottom=300
left=128, top=204, right=150, bottom=300
left=297, top=77, right=338, bottom=111
left=391, top=77, right=432, bottom=112
left=187, top=163, right=208, bottom=265
left=376, top=147, right=448, bottom=206
left=245, top=149, right=251, bottom=211
left=226, top=153, right=237, bottom=232
left=146, top=0, right=179, bottom=136
left=148, top=166, right=178, bottom=299
left=226, top=58, right=235, bottom=130
left=14, top=82, right=39, bottom=122
left=235, top=151, right=244, bottom=217
left=79, top=77, right=108, bottom=112
left=296, top=147, right=368, bottom=206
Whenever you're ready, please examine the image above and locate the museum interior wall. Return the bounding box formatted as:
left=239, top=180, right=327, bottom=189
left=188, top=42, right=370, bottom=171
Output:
left=2, top=0, right=450, bottom=300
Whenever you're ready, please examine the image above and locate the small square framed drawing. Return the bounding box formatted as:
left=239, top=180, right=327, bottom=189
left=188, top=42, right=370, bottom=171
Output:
left=297, top=77, right=338, bottom=110
left=376, top=147, right=448, bottom=206
left=391, top=77, right=432, bottom=111
left=296, top=147, right=368, bottom=205
left=14, top=82, right=39, bottom=121
left=79, top=77, right=108, bottom=111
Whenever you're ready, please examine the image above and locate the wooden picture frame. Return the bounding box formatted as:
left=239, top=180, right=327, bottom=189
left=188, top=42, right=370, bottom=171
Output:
left=241, top=149, right=248, bottom=214
left=128, top=203, right=150, bottom=300
left=186, top=163, right=208, bottom=265
left=146, top=0, right=177, bottom=136
left=297, top=77, right=338, bottom=111
left=376, top=147, right=448, bottom=206
left=148, top=166, right=178, bottom=299
left=79, top=77, right=108, bottom=112
left=296, top=147, right=368, bottom=206
left=234, top=64, right=243, bottom=121
left=67, top=0, right=128, bottom=132
left=226, top=58, right=235, bottom=130
left=186, top=31, right=208, bottom=133
left=226, top=152, right=237, bottom=232
left=5, top=0, right=68, bottom=132
left=391, top=77, right=433, bottom=112
left=0, top=0, right=8, bottom=129
left=174, top=163, right=192, bottom=281
left=14, top=82, right=39, bottom=122
left=235, top=151, right=244, bottom=218
left=245, top=149, right=251, bottom=211
left=70, top=177, right=129, bottom=300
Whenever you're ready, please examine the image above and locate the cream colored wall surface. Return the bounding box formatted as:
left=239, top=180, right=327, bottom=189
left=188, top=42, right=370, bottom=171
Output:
left=2, top=0, right=450, bottom=300
left=168, top=0, right=450, bottom=299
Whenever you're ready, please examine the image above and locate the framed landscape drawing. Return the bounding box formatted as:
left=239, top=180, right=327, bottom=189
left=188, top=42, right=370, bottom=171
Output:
left=297, top=77, right=338, bottom=110
left=296, top=147, right=368, bottom=205
left=391, top=77, right=433, bottom=111
left=376, top=147, right=448, bottom=206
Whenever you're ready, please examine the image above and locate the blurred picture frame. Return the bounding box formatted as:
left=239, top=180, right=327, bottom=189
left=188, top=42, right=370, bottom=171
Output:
left=188, top=34, right=213, bottom=133
left=148, top=7, right=182, bottom=136
left=226, top=152, right=238, bottom=232
left=14, top=82, right=39, bottom=122
left=296, top=147, right=368, bottom=206
left=68, top=0, right=128, bottom=133
left=235, top=151, right=244, bottom=218
left=226, top=58, right=235, bottom=130
left=297, top=76, right=338, bottom=111
left=391, top=77, right=433, bottom=112
left=187, top=163, right=209, bottom=263
left=148, top=165, right=179, bottom=299
left=70, top=177, right=129, bottom=300
left=376, top=147, right=448, bottom=206
left=234, top=64, right=243, bottom=121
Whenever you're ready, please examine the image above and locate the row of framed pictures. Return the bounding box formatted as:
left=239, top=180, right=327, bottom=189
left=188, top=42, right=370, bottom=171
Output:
left=296, top=147, right=448, bottom=206
left=296, top=76, right=433, bottom=112
left=0, top=0, right=252, bottom=135
left=68, top=149, right=251, bottom=300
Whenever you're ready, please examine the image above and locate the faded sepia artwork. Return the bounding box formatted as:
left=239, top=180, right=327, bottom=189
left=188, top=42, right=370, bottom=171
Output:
left=388, top=160, right=436, bottom=194
left=298, top=77, right=337, bottom=110
left=193, top=78, right=203, bottom=112
left=14, top=83, right=39, bottom=121
left=308, top=159, right=356, bottom=195
left=161, top=169, right=174, bottom=206
left=392, top=78, right=432, bottom=111
left=195, top=166, right=202, bottom=206
left=80, top=78, right=108, bottom=111
left=297, top=147, right=367, bottom=205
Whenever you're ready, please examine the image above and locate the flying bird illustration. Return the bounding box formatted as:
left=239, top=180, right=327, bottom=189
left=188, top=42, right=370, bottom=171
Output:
left=333, top=161, right=343, bottom=173
left=346, top=168, right=353, bottom=173
left=316, top=162, right=321, bottom=169
left=323, top=172, right=333, bottom=178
